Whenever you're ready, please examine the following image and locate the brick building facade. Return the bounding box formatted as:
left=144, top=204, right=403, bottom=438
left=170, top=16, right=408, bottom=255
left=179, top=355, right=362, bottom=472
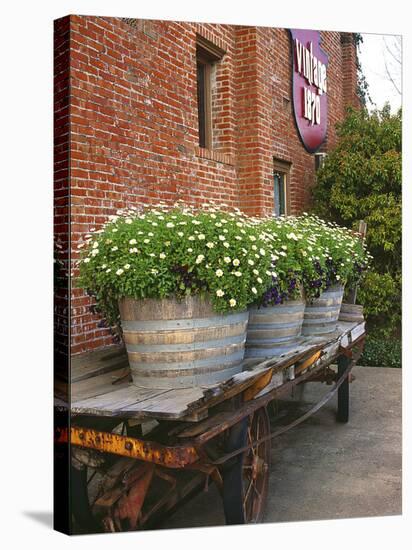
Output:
left=53, top=15, right=360, bottom=355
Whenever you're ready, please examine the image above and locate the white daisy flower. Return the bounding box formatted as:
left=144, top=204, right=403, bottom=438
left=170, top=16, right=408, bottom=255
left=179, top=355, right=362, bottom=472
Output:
left=116, top=268, right=124, bottom=275
left=233, top=271, right=242, bottom=277
left=91, top=249, right=99, bottom=256
left=166, top=222, right=175, bottom=228
left=105, top=268, right=111, bottom=273
left=223, top=242, right=230, bottom=248
left=206, top=242, right=214, bottom=248
left=143, top=239, right=150, bottom=244
left=92, top=241, right=99, bottom=249
left=198, top=234, right=205, bottom=240
left=216, top=269, right=224, bottom=277
left=224, top=257, right=231, bottom=264
left=178, top=232, right=184, bottom=237
left=159, top=253, right=166, bottom=259
left=219, top=235, right=226, bottom=241
left=125, top=218, right=132, bottom=224
left=248, top=259, right=254, bottom=266
left=195, top=254, right=205, bottom=264
left=259, top=248, right=265, bottom=256
left=257, top=277, right=263, bottom=284
left=233, top=259, right=240, bottom=266
left=251, top=287, right=257, bottom=294
left=83, top=258, right=90, bottom=263
left=111, top=246, right=118, bottom=251
left=216, top=289, right=225, bottom=297
left=187, top=248, right=193, bottom=253
left=129, top=239, right=137, bottom=245
left=229, top=299, right=237, bottom=307
left=188, top=236, right=195, bottom=241
left=124, top=264, right=130, bottom=269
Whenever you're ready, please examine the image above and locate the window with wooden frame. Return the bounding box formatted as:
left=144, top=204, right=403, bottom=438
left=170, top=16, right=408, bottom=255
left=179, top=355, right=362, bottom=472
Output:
left=273, top=159, right=291, bottom=216
left=196, top=36, right=225, bottom=150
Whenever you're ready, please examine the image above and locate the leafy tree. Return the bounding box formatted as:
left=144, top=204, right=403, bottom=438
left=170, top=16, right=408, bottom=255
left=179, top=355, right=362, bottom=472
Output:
left=312, top=105, right=402, bottom=336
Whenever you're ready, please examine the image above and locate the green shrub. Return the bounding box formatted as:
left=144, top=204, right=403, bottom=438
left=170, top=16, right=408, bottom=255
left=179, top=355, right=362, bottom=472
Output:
left=311, top=105, right=402, bottom=337
left=360, top=334, right=402, bottom=368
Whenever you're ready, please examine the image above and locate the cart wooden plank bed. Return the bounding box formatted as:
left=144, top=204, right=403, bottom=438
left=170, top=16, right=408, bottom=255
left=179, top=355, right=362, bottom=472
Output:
left=55, top=320, right=366, bottom=532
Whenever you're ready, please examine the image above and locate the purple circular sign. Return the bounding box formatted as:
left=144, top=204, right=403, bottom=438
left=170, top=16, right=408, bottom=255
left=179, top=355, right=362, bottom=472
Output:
left=290, top=29, right=329, bottom=153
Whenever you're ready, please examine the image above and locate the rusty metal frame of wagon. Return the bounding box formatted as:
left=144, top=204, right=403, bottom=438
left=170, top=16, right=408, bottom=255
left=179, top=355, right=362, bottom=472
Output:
left=57, top=321, right=366, bottom=531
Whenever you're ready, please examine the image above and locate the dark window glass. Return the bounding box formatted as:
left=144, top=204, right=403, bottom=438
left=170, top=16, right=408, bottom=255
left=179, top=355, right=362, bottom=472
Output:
left=274, top=172, right=286, bottom=216
left=197, top=61, right=206, bottom=148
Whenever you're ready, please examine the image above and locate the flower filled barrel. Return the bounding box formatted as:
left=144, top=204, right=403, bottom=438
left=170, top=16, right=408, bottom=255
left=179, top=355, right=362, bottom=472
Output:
left=296, top=215, right=370, bottom=336
left=245, top=219, right=306, bottom=358
left=78, top=205, right=371, bottom=386
left=78, top=203, right=276, bottom=388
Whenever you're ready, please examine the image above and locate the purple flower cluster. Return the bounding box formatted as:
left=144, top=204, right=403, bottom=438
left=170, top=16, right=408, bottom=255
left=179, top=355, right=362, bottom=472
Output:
left=260, top=272, right=298, bottom=307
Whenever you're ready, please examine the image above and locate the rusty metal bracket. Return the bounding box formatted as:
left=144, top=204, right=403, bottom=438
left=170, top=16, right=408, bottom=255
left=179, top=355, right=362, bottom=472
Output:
left=243, top=369, right=273, bottom=401
left=55, top=426, right=199, bottom=469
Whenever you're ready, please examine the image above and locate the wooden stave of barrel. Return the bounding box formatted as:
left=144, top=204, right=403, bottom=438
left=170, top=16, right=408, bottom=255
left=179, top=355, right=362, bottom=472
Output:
left=118, top=295, right=249, bottom=388
left=302, top=284, right=345, bottom=336
left=338, top=303, right=364, bottom=323
left=245, top=299, right=305, bottom=358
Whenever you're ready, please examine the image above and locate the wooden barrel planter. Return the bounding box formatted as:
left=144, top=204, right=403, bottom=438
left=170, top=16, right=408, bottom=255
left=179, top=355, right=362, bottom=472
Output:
left=118, top=295, right=249, bottom=389
left=302, top=284, right=345, bottom=336
left=338, top=303, right=364, bottom=323
left=245, top=299, right=305, bottom=359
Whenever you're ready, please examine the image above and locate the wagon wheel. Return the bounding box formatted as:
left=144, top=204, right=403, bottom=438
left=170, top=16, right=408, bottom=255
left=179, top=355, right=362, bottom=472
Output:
left=337, top=355, right=350, bottom=423
left=222, top=407, right=271, bottom=525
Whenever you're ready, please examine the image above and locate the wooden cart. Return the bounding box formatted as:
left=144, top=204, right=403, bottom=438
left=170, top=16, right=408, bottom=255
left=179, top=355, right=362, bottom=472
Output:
left=55, top=320, right=366, bottom=532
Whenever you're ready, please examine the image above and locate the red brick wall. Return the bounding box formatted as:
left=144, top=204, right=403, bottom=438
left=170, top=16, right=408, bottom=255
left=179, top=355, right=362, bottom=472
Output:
left=54, top=16, right=70, bottom=361
left=54, top=16, right=360, bottom=354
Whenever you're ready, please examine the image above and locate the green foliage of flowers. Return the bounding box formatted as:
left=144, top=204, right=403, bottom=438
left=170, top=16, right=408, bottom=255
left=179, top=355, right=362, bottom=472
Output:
left=258, top=214, right=371, bottom=305
left=77, top=204, right=274, bottom=324
left=312, top=105, right=401, bottom=336
left=77, top=203, right=371, bottom=327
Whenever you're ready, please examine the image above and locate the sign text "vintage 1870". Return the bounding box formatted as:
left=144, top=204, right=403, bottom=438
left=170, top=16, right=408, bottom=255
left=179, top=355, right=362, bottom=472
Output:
left=294, top=38, right=328, bottom=125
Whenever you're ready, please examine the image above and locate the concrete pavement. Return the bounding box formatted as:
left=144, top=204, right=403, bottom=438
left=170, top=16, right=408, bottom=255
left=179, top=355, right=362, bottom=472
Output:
left=160, top=366, right=402, bottom=529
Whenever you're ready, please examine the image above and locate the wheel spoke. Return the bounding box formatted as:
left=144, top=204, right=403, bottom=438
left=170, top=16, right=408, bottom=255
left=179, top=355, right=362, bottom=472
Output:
left=243, top=478, right=253, bottom=507
left=252, top=482, right=261, bottom=499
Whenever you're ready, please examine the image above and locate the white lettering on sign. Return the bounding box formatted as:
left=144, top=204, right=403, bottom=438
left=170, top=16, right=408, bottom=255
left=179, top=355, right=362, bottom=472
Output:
left=295, top=38, right=327, bottom=126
